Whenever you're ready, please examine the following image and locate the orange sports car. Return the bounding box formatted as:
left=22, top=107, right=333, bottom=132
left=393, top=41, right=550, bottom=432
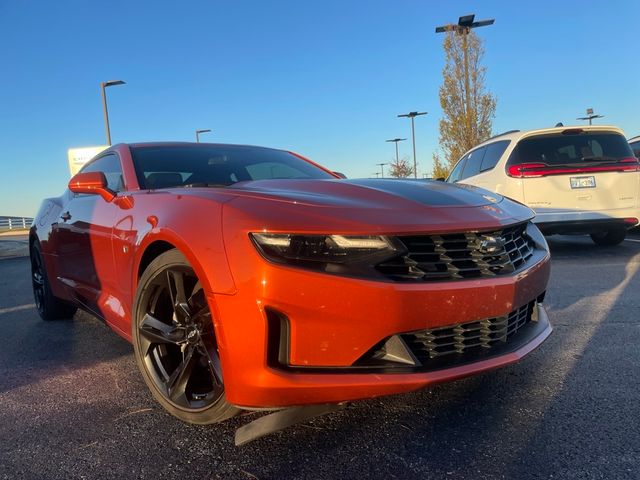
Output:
left=30, top=142, right=551, bottom=425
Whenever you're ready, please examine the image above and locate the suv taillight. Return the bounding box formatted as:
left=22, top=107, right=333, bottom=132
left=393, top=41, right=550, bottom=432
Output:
left=507, top=158, right=640, bottom=178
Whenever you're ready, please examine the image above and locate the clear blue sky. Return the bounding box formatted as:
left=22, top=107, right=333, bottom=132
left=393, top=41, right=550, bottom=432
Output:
left=1, top=0, right=638, bottom=216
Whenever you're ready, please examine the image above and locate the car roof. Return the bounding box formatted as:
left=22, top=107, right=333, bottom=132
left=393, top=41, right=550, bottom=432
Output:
left=472, top=125, right=627, bottom=150
left=125, top=141, right=284, bottom=151
left=628, top=135, right=640, bottom=143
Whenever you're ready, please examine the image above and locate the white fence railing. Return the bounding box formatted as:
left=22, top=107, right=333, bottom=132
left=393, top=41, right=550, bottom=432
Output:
left=0, top=216, right=34, bottom=231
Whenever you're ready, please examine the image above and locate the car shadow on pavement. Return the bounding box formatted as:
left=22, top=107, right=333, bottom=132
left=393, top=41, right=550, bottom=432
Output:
left=0, top=256, right=132, bottom=395
left=0, top=308, right=132, bottom=395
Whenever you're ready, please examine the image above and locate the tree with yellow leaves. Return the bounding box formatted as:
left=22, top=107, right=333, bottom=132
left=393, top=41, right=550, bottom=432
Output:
left=433, top=29, right=496, bottom=177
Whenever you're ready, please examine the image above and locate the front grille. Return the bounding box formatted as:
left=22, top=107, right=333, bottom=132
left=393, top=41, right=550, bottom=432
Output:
left=377, top=222, right=535, bottom=281
left=402, top=301, right=536, bottom=367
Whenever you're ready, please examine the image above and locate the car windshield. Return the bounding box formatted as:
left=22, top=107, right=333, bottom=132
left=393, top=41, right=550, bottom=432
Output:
left=130, top=145, right=334, bottom=189
left=507, top=132, right=634, bottom=166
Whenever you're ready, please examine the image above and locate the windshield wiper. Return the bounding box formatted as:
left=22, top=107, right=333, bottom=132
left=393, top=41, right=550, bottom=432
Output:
left=182, top=182, right=232, bottom=188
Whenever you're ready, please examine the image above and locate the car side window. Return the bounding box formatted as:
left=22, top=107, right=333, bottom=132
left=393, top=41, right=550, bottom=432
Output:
left=447, top=156, right=467, bottom=183
left=480, top=140, right=510, bottom=172
left=630, top=141, right=640, bottom=159
left=80, top=154, right=124, bottom=192
left=460, top=147, right=486, bottom=180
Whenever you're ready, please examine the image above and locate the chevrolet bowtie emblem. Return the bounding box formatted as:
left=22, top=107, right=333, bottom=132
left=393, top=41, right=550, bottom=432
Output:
left=478, top=235, right=505, bottom=254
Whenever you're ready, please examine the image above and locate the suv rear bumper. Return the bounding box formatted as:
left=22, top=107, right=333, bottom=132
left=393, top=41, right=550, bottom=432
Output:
left=537, top=218, right=638, bottom=235
left=533, top=209, right=639, bottom=234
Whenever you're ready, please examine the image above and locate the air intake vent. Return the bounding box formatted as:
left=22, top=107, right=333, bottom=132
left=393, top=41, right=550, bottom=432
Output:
left=403, top=301, right=536, bottom=364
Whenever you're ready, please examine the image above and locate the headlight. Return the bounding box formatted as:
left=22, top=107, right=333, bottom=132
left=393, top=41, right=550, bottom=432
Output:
left=250, top=233, right=403, bottom=273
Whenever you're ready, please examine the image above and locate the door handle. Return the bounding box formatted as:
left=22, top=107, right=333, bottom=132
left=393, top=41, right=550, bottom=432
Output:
left=60, top=211, right=72, bottom=222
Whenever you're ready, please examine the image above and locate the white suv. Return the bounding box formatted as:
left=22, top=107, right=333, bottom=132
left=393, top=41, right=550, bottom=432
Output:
left=629, top=135, right=640, bottom=159
left=447, top=125, right=640, bottom=246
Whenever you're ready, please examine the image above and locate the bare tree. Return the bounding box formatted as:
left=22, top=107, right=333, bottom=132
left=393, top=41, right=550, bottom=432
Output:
left=389, top=156, right=414, bottom=178
left=433, top=29, right=496, bottom=177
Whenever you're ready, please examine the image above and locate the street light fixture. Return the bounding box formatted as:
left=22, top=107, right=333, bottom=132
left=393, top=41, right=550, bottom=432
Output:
left=376, top=163, right=388, bottom=178
left=386, top=138, right=407, bottom=164
left=435, top=14, right=495, bottom=34
left=397, top=112, right=427, bottom=178
left=196, top=129, right=212, bottom=142
left=577, top=108, right=603, bottom=125
left=100, top=80, right=126, bottom=146
left=435, top=14, right=494, bottom=153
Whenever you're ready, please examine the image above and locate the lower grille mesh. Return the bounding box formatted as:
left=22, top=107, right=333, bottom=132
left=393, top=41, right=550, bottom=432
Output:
left=402, top=301, right=537, bottom=364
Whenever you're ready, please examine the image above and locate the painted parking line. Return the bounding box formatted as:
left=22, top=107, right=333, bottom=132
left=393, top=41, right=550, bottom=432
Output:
left=0, top=303, right=35, bottom=315
left=625, top=238, right=640, bottom=243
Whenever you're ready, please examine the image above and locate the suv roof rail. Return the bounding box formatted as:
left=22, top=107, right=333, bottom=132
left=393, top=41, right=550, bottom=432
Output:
left=484, top=130, right=520, bottom=142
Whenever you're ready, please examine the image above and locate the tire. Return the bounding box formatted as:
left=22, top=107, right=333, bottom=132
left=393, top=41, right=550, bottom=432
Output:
left=30, top=242, right=77, bottom=321
left=132, top=249, right=239, bottom=424
left=590, top=228, right=627, bottom=247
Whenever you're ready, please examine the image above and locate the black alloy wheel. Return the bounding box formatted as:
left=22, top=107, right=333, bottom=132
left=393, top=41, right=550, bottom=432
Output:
left=133, top=249, right=238, bottom=424
left=31, top=246, right=45, bottom=313
left=30, top=241, right=77, bottom=321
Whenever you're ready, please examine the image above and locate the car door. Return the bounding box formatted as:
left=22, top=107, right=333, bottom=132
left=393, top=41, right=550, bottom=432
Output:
left=54, top=153, right=122, bottom=313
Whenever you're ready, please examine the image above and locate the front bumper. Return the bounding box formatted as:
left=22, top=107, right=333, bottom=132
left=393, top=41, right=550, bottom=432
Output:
left=211, top=244, right=551, bottom=408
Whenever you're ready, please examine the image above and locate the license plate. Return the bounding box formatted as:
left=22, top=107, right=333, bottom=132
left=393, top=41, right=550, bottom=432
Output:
left=570, top=176, right=596, bottom=189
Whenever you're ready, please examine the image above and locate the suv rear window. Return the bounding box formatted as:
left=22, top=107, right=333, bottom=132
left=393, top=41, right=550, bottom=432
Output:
left=507, top=132, right=634, bottom=166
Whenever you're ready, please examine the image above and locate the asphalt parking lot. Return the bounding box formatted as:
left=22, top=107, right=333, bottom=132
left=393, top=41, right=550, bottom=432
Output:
left=0, top=233, right=639, bottom=480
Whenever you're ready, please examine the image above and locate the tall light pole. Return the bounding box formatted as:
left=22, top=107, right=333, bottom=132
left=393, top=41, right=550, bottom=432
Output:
left=373, top=172, right=381, bottom=178
left=386, top=138, right=407, bottom=164
left=436, top=14, right=494, bottom=145
left=376, top=163, right=388, bottom=178
left=577, top=108, right=603, bottom=125
left=196, top=129, right=212, bottom=142
left=100, top=80, right=125, bottom=145
left=397, top=112, right=427, bottom=178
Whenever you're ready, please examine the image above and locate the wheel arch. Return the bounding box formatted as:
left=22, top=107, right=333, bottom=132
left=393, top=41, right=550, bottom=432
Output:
left=133, top=228, right=237, bottom=300
left=29, top=230, right=38, bottom=249
left=137, top=240, right=175, bottom=279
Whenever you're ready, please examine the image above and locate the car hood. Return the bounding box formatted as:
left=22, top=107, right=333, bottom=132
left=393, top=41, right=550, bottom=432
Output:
left=222, top=179, right=504, bottom=209
left=196, top=179, right=535, bottom=234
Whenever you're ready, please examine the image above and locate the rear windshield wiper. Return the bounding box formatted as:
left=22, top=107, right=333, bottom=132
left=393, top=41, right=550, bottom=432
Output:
left=580, top=156, right=622, bottom=163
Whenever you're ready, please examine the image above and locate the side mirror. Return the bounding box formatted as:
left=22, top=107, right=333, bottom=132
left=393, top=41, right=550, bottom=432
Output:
left=332, top=171, right=347, bottom=179
left=68, top=172, right=115, bottom=202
